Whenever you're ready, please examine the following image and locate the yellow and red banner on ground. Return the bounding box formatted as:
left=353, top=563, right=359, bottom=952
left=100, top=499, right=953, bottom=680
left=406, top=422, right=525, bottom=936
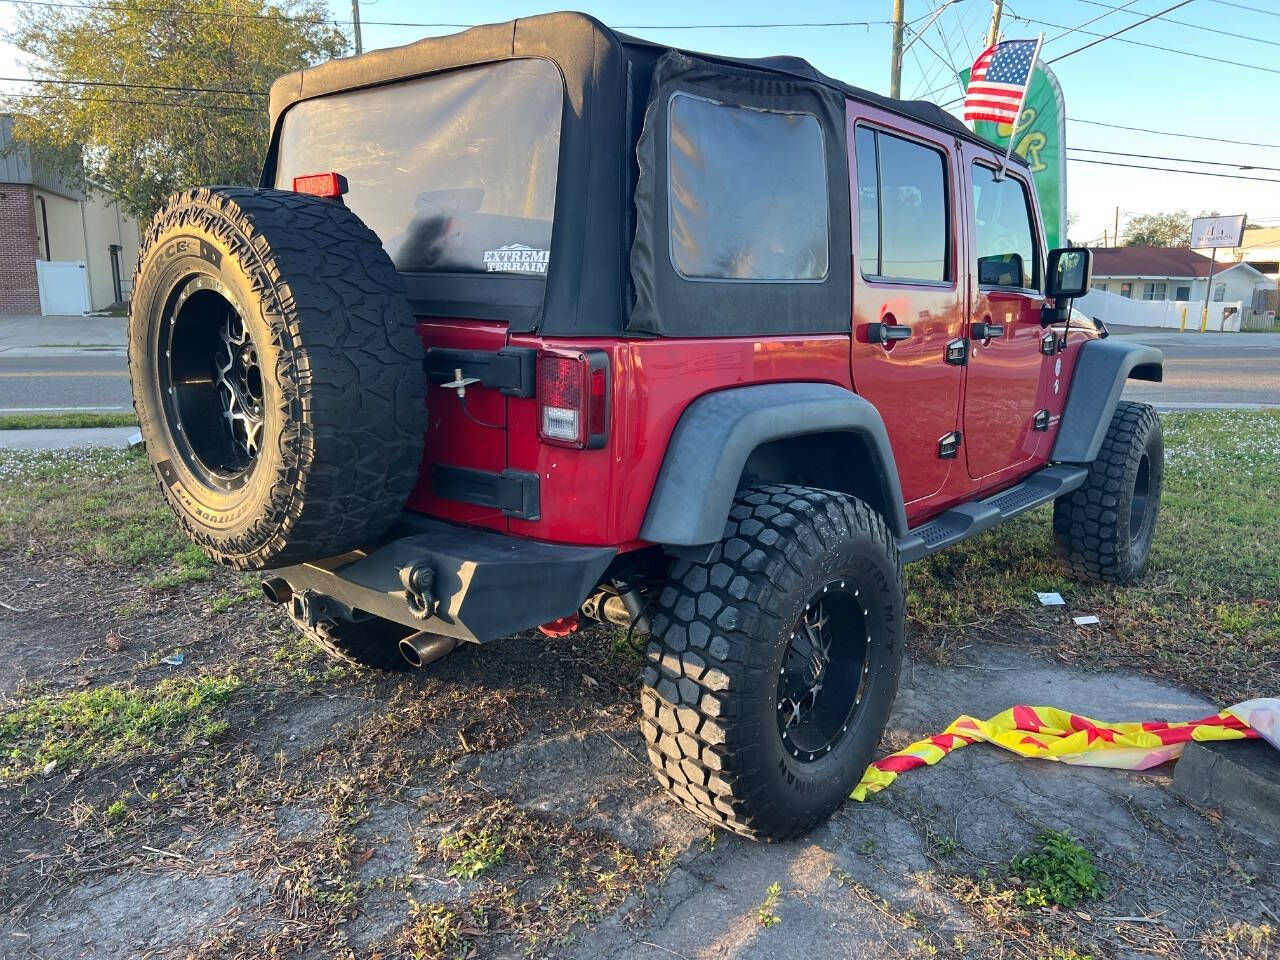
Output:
left=853, top=699, right=1280, bottom=801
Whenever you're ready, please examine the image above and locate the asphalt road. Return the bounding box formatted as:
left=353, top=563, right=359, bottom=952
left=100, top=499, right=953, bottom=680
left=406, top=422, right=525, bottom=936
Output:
left=0, top=329, right=1275, bottom=416
left=1112, top=328, right=1280, bottom=409
left=0, top=351, right=132, bottom=414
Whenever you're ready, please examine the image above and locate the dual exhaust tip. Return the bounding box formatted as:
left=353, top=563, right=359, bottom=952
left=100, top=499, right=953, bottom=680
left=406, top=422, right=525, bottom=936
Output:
left=261, top=576, right=456, bottom=669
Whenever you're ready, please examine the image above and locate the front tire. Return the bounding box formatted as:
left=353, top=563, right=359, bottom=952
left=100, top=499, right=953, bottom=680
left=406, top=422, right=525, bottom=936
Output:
left=641, top=485, right=904, bottom=841
left=1053, top=400, right=1164, bottom=584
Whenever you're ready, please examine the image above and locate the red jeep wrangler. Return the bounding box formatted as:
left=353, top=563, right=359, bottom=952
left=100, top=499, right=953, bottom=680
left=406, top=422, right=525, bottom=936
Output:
left=129, top=13, right=1164, bottom=841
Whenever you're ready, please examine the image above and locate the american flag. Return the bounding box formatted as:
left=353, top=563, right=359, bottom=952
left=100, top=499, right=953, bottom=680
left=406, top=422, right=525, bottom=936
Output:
left=964, top=39, right=1039, bottom=125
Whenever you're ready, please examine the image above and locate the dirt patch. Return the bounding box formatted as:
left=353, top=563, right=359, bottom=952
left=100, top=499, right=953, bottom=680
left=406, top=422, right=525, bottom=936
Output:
left=2, top=429, right=1278, bottom=959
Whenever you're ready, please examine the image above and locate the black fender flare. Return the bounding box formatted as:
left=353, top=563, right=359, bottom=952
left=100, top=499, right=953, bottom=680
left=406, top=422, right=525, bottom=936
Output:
left=1052, top=338, right=1164, bottom=464
left=639, top=383, right=908, bottom=547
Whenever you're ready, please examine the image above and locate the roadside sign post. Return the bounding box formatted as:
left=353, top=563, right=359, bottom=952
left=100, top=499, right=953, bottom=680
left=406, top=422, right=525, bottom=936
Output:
left=1190, top=214, right=1248, bottom=334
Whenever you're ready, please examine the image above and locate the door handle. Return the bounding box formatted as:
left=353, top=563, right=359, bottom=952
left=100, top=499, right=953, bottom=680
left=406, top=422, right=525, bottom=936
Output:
left=970, top=321, right=1005, bottom=340
left=868, top=322, right=912, bottom=344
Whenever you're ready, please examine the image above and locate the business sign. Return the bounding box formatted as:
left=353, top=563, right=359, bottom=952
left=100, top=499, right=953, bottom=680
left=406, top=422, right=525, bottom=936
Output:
left=961, top=60, right=1068, bottom=248
left=1190, top=214, right=1247, bottom=248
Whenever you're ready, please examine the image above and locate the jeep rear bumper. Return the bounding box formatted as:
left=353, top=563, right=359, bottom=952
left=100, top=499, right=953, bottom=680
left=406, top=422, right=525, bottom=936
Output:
left=274, top=515, right=616, bottom=643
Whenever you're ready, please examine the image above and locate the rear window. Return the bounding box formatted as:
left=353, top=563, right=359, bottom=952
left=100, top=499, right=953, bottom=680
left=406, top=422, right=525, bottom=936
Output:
left=275, top=59, right=563, bottom=276
left=666, top=92, right=829, bottom=282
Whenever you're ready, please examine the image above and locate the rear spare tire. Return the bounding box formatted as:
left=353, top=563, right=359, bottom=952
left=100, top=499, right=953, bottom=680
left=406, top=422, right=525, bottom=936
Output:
left=129, top=187, right=426, bottom=570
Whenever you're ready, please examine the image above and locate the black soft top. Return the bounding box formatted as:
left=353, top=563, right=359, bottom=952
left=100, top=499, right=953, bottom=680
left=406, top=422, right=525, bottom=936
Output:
left=267, top=11, right=999, bottom=153
left=263, top=11, right=1017, bottom=337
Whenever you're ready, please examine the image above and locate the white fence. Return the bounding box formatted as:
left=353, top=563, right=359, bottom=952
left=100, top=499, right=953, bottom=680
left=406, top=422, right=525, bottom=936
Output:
left=35, top=259, right=90, bottom=316
left=1076, top=288, right=1243, bottom=332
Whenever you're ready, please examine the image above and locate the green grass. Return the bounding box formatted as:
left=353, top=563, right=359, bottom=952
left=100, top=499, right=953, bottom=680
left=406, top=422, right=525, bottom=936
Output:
left=1009, top=830, right=1103, bottom=909
left=0, top=412, right=137, bottom=430
left=439, top=827, right=507, bottom=880
left=908, top=409, right=1280, bottom=702
left=0, top=670, right=241, bottom=781
left=0, top=446, right=187, bottom=567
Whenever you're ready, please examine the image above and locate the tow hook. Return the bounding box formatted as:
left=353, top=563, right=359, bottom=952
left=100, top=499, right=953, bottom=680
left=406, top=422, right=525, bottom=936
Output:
left=400, top=562, right=438, bottom=621
left=290, top=588, right=319, bottom=629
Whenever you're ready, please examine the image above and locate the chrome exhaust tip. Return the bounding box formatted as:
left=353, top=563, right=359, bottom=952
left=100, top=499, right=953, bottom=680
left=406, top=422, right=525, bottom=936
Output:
left=261, top=577, right=292, bottom=605
left=399, top=631, right=458, bottom=668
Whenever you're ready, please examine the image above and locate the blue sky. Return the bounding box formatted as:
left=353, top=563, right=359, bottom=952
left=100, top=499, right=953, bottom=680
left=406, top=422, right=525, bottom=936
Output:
left=323, top=0, right=1280, bottom=245
left=1, top=0, right=1275, bottom=245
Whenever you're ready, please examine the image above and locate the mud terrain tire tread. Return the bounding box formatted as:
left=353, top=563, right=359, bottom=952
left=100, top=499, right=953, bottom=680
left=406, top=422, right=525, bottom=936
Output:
left=1053, top=400, right=1163, bottom=584
left=290, top=611, right=415, bottom=672
left=129, top=187, right=426, bottom=569
left=641, top=484, right=904, bottom=841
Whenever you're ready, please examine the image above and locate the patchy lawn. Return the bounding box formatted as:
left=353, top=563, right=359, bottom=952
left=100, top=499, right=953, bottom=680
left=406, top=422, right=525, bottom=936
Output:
left=910, top=409, right=1280, bottom=704
left=0, top=413, right=137, bottom=430
left=0, top=413, right=1276, bottom=959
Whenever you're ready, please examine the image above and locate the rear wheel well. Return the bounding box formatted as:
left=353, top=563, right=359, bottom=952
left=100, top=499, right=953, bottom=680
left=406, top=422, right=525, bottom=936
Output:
left=739, top=433, right=894, bottom=530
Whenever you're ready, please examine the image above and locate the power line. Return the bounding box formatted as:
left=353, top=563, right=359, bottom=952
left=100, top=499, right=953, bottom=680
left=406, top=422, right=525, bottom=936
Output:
left=0, top=1, right=896, bottom=30
left=0, top=90, right=258, bottom=112
left=1044, top=0, right=1144, bottom=45
left=1067, top=157, right=1280, bottom=184
left=1046, top=1, right=1194, bottom=64
left=1078, top=0, right=1280, bottom=48
left=1068, top=118, right=1280, bottom=150
left=0, top=74, right=264, bottom=96
left=1070, top=147, right=1280, bottom=172
left=1207, top=0, right=1280, bottom=16
left=1002, top=3, right=1280, bottom=76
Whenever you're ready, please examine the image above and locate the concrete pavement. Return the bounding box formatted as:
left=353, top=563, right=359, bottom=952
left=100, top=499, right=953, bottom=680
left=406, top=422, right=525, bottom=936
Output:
left=1111, top=326, right=1280, bottom=409
left=0, top=426, right=138, bottom=450
left=0, top=314, right=126, bottom=356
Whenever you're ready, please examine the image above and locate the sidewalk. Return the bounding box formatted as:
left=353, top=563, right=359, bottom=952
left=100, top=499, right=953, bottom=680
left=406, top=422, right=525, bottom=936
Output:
left=0, top=426, right=139, bottom=451
left=0, top=314, right=127, bottom=356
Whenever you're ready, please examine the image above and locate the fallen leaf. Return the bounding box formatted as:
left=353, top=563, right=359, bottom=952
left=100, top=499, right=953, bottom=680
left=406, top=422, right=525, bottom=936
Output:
left=582, top=673, right=599, bottom=688
left=356, top=847, right=376, bottom=866
left=41, top=760, right=57, bottom=777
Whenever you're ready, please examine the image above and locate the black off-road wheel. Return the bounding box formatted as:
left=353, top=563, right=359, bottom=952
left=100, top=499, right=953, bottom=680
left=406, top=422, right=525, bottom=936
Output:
left=287, top=605, right=415, bottom=672
left=129, top=187, right=426, bottom=570
left=1053, top=400, right=1164, bottom=584
left=641, top=485, right=905, bottom=841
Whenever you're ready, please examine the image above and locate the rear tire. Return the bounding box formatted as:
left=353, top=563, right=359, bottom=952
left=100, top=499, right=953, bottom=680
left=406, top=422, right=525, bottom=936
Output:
left=1053, top=400, right=1163, bottom=584
left=288, top=605, right=414, bottom=672
left=641, top=485, right=904, bottom=841
left=129, top=187, right=426, bottom=570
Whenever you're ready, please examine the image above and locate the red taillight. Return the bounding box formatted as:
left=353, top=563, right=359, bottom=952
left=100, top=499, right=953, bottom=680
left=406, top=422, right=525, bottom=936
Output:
left=537, top=350, right=609, bottom=449
left=292, top=171, right=348, bottom=198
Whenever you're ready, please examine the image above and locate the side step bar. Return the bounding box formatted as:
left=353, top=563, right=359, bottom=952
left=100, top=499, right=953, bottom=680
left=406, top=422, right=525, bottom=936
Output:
left=897, top=464, right=1089, bottom=564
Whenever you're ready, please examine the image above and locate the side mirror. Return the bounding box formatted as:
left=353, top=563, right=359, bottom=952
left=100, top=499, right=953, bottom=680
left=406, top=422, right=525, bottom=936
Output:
left=1046, top=247, right=1092, bottom=299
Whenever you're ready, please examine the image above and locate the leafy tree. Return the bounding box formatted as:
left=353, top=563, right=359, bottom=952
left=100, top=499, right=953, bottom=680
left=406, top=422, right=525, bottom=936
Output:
left=3, top=1, right=347, bottom=220
left=1121, top=208, right=1221, bottom=248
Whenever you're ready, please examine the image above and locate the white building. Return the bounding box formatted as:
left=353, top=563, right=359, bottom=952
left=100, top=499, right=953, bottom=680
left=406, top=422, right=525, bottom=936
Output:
left=1087, top=245, right=1273, bottom=306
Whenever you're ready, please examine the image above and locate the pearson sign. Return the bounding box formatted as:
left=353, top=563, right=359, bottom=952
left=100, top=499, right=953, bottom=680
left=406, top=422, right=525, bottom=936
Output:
left=1190, top=214, right=1247, bottom=249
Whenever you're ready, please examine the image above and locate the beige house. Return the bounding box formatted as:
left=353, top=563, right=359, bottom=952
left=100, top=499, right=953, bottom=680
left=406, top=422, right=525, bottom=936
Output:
left=1, top=114, right=142, bottom=315
left=1194, top=226, right=1280, bottom=281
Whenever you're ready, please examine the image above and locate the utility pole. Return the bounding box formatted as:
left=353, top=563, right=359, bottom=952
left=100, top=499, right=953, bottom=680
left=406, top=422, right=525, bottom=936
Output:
left=987, top=0, right=1004, bottom=46
left=890, top=0, right=905, bottom=99
left=352, top=0, right=363, bottom=55
left=1114, top=206, right=1120, bottom=247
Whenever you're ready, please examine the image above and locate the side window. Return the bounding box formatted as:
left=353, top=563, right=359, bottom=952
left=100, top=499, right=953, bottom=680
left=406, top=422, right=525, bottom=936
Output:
left=667, top=92, right=829, bottom=281
left=1142, top=282, right=1167, bottom=301
left=971, top=163, right=1040, bottom=290
left=855, top=126, right=949, bottom=283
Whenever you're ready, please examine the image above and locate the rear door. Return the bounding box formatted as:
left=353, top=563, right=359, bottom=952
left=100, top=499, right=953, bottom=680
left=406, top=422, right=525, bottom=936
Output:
left=960, top=156, right=1047, bottom=481
left=847, top=110, right=966, bottom=507
left=272, top=58, right=565, bottom=531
